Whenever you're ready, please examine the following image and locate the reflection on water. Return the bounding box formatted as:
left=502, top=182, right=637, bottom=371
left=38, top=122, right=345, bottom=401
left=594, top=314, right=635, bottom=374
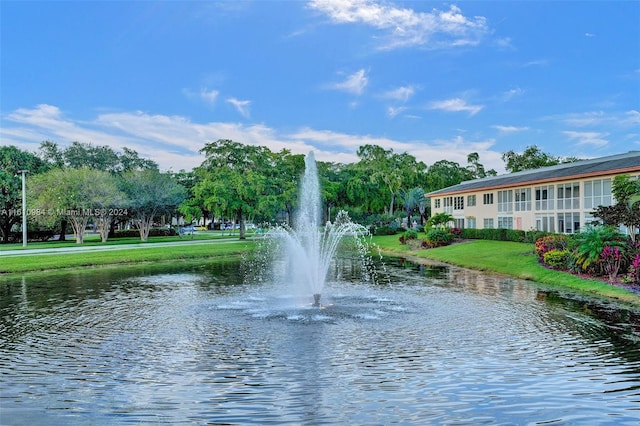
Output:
left=1, top=259, right=639, bottom=425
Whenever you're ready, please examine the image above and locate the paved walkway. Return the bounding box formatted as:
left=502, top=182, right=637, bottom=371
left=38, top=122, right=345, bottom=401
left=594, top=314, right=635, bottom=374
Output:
left=0, top=238, right=246, bottom=257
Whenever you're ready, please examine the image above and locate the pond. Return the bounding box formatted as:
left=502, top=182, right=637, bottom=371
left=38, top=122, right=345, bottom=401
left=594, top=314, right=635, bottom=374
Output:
left=1, top=258, right=639, bottom=425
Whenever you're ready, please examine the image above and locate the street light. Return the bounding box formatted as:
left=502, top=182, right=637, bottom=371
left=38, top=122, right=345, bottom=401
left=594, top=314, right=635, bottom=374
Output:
left=17, top=170, right=28, bottom=247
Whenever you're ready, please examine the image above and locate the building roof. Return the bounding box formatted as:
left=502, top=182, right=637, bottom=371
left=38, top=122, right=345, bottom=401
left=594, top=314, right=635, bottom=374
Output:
left=427, top=151, right=640, bottom=197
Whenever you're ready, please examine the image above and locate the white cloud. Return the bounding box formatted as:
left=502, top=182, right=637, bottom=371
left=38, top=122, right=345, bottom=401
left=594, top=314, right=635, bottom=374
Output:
left=501, top=87, right=524, bottom=102
left=429, top=98, right=483, bottom=116
left=563, top=131, right=609, bottom=147
left=382, top=85, right=415, bottom=102
left=1, top=104, right=507, bottom=173
left=387, top=106, right=406, bottom=118
left=329, top=69, right=369, bottom=95
left=309, top=0, right=489, bottom=50
left=226, top=98, right=251, bottom=118
left=492, top=125, right=529, bottom=133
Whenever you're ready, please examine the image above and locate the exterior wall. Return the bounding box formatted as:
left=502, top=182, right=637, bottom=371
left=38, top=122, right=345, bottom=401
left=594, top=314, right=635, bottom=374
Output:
left=429, top=172, right=639, bottom=234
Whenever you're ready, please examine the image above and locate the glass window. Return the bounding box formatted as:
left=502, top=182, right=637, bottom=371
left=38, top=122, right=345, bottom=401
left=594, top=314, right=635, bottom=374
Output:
left=535, top=185, right=554, bottom=210
left=483, top=193, right=494, bottom=205
left=467, top=195, right=476, bottom=207
left=557, top=182, right=580, bottom=210
left=584, top=178, right=612, bottom=209
left=483, top=218, right=494, bottom=229
left=434, top=199, right=441, bottom=209
left=454, top=196, right=464, bottom=210
left=497, top=216, right=513, bottom=229
left=515, top=188, right=531, bottom=212
left=497, top=190, right=513, bottom=213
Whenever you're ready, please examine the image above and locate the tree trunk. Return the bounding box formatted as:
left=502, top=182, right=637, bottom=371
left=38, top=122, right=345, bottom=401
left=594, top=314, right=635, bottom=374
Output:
left=59, top=219, right=67, bottom=241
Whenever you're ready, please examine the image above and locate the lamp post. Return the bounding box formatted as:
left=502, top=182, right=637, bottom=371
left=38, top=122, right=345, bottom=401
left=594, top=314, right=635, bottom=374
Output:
left=18, top=170, right=28, bottom=247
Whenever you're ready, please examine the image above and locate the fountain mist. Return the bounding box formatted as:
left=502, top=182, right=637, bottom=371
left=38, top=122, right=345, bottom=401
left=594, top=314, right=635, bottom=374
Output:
left=266, top=152, right=370, bottom=307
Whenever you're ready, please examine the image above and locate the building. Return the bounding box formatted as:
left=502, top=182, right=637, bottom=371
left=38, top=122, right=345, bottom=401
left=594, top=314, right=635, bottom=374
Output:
left=427, top=151, right=640, bottom=234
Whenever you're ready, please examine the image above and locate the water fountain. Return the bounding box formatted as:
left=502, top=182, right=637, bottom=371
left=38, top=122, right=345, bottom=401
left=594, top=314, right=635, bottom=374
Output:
left=263, top=151, right=370, bottom=307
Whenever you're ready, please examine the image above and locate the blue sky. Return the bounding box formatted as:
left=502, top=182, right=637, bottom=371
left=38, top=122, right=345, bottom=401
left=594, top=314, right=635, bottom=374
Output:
left=1, top=1, right=638, bottom=173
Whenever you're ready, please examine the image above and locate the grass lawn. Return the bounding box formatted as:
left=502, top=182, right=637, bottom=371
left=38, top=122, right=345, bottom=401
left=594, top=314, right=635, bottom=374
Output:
left=0, top=230, right=248, bottom=251
left=372, top=235, right=640, bottom=306
left=0, top=239, right=254, bottom=275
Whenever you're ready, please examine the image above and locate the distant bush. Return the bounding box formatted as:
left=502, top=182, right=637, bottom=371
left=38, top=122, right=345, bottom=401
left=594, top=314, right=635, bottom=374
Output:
left=374, top=225, right=398, bottom=236
left=7, top=230, right=55, bottom=243
left=114, top=228, right=177, bottom=238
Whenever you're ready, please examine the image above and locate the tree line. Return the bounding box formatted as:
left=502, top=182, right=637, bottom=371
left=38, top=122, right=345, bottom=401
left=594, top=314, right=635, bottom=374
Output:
left=1, top=140, right=576, bottom=243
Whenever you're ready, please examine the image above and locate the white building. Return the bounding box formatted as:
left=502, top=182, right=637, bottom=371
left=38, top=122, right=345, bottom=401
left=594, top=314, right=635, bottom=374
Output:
left=427, top=151, right=640, bottom=234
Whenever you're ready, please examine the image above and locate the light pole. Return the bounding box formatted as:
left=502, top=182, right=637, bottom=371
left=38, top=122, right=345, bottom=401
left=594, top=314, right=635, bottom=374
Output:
left=18, top=170, right=28, bottom=247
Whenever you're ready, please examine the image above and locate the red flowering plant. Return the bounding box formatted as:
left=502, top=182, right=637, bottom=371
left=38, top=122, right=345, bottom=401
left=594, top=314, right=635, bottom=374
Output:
left=601, top=245, right=623, bottom=282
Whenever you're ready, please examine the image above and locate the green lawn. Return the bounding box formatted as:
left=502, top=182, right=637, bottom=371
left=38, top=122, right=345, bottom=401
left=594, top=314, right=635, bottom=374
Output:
left=0, top=230, right=248, bottom=251
left=0, top=240, right=253, bottom=275
left=372, top=235, right=640, bottom=306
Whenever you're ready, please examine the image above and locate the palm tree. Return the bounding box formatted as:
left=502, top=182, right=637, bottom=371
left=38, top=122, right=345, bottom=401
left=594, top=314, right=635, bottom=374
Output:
left=399, top=187, right=425, bottom=227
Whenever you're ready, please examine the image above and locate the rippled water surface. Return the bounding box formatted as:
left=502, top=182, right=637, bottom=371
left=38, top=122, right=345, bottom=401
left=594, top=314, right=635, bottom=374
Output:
left=1, top=259, right=639, bottom=425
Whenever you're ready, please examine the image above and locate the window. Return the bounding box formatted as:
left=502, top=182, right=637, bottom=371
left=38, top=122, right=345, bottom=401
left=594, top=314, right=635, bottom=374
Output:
left=434, top=199, right=441, bottom=209
left=557, top=182, right=580, bottom=210
left=454, top=196, right=464, bottom=210
left=535, top=214, right=555, bottom=232
left=467, top=217, right=476, bottom=229
left=584, top=179, right=612, bottom=209
left=454, top=218, right=464, bottom=229
left=515, top=188, right=531, bottom=212
left=467, top=195, right=476, bottom=207
left=535, top=185, right=554, bottom=210
left=483, top=193, right=494, bottom=205
left=497, top=190, right=513, bottom=213
left=497, top=216, right=513, bottom=229
left=443, top=196, right=453, bottom=213
left=557, top=212, right=581, bottom=234
left=483, top=218, right=494, bottom=229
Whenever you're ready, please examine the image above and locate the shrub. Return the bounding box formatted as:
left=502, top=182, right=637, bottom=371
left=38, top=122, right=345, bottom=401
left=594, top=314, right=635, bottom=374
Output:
left=535, top=235, right=569, bottom=260
left=543, top=249, right=570, bottom=270
left=374, top=225, right=397, bottom=236
left=573, top=225, right=625, bottom=273
left=450, top=227, right=462, bottom=238
left=399, top=228, right=418, bottom=244
left=425, top=229, right=453, bottom=247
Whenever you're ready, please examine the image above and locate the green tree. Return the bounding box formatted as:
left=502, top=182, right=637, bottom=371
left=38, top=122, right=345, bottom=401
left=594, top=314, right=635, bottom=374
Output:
left=501, top=145, right=579, bottom=173
left=466, top=152, right=497, bottom=179
left=196, top=139, right=273, bottom=239
left=399, top=187, right=425, bottom=227
left=29, top=168, right=123, bottom=243
left=0, top=146, right=49, bottom=243
left=356, top=145, right=426, bottom=216
left=120, top=169, right=186, bottom=241
left=426, top=160, right=473, bottom=191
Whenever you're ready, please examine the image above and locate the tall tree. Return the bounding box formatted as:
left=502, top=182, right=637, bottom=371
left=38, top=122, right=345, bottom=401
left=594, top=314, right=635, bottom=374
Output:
left=356, top=145, right=426, bottom=216
left=196, top=139, right=273, bottom=239
left=501, top=145, right=578, bottom=173
left=425, top=160, right=474, bottom=191
left=399, top=187, right=425, bottom=227
left=466, top=152, right=497, bottom=179
left=120, top=169, right=186, bottom=241
left=0, top=146, right=49, bottom=243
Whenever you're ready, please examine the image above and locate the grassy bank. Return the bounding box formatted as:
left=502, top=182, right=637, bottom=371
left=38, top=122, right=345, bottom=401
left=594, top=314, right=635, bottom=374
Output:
left=372, top=235, right=640, bottom=306
left=0, top=240, right=253, bottom=275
